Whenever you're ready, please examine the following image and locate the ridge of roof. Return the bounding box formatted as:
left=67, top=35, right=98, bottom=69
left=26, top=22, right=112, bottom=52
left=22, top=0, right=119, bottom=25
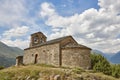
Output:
left=44, top=35, right=72, bottom=45
left=62, top=43, right=91, bottom=50
left=25, top=35, right=91, bottom=50
left=25, top=35, right=72, bottom=50
left=31, top=32, right=47, bottom=38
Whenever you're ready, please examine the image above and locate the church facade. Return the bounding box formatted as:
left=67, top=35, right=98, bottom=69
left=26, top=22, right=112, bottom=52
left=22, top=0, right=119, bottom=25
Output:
left=23, top=32, right=91, bottom=69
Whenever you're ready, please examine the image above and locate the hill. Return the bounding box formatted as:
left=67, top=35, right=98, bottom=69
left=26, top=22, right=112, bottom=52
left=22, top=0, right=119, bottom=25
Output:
left=0, top=41, right=23, bottom=67
left=91, top=50, right=120, bottom=64
left=110, top=51, right=120, bottom=64
left=0, top=64, right=119, bottom=80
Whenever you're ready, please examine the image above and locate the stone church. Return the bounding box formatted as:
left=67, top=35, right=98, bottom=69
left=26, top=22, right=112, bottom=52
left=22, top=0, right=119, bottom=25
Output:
left=23, top=32, right=91, bottom=69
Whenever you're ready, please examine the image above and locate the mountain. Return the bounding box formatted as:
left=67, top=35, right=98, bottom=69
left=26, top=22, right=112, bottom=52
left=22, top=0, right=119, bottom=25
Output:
left=91, top=49, right=120, bottom=64
left=91, top=50, right=113, bottom=60
left=91, top=50, right=105, bottom=55
left=110, top=51, right=120, bottom=64
left=0, top=41, right=23, bottom=67
left=91, top=49, right=115, bottom=63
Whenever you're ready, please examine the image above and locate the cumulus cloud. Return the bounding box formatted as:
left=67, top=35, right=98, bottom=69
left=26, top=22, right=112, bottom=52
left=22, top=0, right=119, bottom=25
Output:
left=1, top=39, right=29, bottom=49
left=98, top=0, right=120, bottom=15
left=40, top=2, right=56, bottom=18
left=2, top=26, right=29, bottom=39
left=1, top=26, right=29, bottom=49
left=0, top=0, right=27, bottom=27
left=0, top=0, right=41, bottom=49
left=40, top=1, right=120, bottom=53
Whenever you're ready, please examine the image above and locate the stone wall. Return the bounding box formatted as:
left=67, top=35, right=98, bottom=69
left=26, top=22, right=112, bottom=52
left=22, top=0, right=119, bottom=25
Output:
left=16, top=56, right=23, bottom=66
left=23, top=43, right=60, bottom=66
left=30, top=32, right=47, bottom=47
left=60, top=36, right=77, bottom=47
left=61, top=48, right=91, bottom=69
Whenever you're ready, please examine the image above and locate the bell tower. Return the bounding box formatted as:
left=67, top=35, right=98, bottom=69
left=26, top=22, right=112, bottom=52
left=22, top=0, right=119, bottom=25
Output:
left=30, top=32, right=47, bottom=47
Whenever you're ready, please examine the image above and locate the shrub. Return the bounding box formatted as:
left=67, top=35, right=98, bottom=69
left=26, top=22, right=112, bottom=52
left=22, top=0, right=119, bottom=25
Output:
left=91, top=54, right=111, bottom=75
left=0, top=66, right=4, bottom=70
left=91, top=53, right=120, bottom=78
left=111, top=64, right=120, bottom=78
left=72, top=67, right=85, bottom=74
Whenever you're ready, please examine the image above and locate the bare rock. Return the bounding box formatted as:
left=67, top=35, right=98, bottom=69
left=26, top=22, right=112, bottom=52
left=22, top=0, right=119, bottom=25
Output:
left=54, top=75, right=61, bottom=80
left=37, top=78, right=44, bottom=80
left=26, top=76, right=31, bottom=80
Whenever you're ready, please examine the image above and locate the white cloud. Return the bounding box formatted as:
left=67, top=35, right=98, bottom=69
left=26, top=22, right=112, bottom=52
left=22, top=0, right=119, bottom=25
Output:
left=40, top=1, right=120, bottom=53
left=86, top=33, right=95, bottom=38
left=0, top=0, right=27, bottom=27
left=0, top=0, right=40, bottom=49
left=98, top=0, right=120, bottom=15
left=1, top=39, right=29, bottom=49
left=40, top=2, right=56, bottom=18
left=0, top=0, right=120, bottom=53
left=2, top=26, right=29, bottom=39
left=1, top=26, right=30, bottom=49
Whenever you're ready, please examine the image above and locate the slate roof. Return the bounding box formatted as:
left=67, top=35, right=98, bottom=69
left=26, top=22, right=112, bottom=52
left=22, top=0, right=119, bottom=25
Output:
left=25, top=35, right=91, bottom=50
left=31, top=32, right=47, bottom=38
left=25, top=36, right=72, bottom=50
left=41, top=35, right=72, bottom=45
left=62, top=43, right=91, bottom=50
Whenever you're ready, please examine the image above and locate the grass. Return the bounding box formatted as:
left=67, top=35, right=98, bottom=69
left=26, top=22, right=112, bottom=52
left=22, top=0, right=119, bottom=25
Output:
left=35, top=63, right=56, bottom=68
left=0, top=64, right=119, bottom=80
left=82, top=72, right=119, bottom=80
left=0, top=65, right=65, bottom=80
left=72, top=67, right=85, bottom=74
left=0, top=66, right=4, bottom=70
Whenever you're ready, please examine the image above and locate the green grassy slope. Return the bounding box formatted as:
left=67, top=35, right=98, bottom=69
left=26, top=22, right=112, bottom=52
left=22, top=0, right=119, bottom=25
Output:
left=0, top=65, right=119, bottom=80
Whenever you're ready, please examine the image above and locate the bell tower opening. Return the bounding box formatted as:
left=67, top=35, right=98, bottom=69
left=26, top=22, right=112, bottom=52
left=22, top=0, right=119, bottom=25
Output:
left=34, top=35, right=39, bottom=44
left=30, top=32, right=47, bottom=47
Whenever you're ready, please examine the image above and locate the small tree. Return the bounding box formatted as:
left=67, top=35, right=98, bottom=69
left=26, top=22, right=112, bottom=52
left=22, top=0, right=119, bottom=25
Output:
left=91, top=53, right=111, bottom=75
left=0, top=66, right=4, bottom=70
left=111, top=64, right=120, bottom=78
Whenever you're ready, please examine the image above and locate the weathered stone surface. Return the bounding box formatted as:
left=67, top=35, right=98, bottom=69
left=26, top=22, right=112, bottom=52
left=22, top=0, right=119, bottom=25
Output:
left=23, top=32, right=91, bottom=69
left=54, top=75, right=61, bottom=80
left=30, top=32, right=47, bottom=47
left=16, top=56, right=23, bottom=66
left=23, top=43, right=60, bottom=66
left=62, top=48, right=91, bottom=69
left=26, top=76, right=31, bottom=80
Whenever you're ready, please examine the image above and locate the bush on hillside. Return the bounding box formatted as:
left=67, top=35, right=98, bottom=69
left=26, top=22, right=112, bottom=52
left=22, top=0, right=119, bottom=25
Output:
left=90, top=54, right=111, bottom=75
left=0, top=66, right=4, bottom=70
left=111, top=64, right=120, bottom=78
left=91, top=53, right=120, bottom=78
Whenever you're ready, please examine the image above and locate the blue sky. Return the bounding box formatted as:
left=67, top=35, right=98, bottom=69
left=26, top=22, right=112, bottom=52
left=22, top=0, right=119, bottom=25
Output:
left=0, top=0, right=120, bottom=53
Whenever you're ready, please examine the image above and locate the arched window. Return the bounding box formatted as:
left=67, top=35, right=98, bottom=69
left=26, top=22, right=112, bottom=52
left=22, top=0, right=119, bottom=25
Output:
left=34, top=54, right=38, bottom=64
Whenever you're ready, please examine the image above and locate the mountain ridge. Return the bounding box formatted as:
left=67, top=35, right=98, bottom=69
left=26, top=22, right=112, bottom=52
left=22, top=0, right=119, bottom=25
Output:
left=0, top=41, right=23, bottom=67
left=92, top=49, right=120, bottom=64
left=110, top=51, right=120, bottom=64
